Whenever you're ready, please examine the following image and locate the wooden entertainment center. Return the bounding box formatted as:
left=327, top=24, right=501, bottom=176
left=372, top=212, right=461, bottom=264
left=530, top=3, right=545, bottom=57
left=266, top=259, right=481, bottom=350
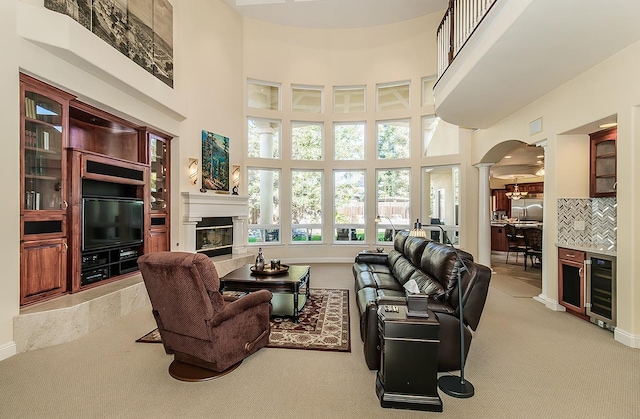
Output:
left=19, top=73, right=171, bottom=306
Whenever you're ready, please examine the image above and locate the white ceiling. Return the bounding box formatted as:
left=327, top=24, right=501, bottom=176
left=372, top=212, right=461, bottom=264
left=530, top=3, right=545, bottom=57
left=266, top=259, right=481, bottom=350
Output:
left=223, top=0, right=448, bottom=29
left=491, top=144, right=544, bottom=180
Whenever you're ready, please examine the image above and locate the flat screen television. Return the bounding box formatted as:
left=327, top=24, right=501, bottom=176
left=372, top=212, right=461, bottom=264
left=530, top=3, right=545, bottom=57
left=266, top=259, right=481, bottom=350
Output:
left=82, top=198, right=144, bottom=251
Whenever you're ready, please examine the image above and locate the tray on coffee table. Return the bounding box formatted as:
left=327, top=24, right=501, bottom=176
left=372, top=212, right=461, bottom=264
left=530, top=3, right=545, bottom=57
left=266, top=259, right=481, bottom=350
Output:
left=250, top=264, right=289, bottom=275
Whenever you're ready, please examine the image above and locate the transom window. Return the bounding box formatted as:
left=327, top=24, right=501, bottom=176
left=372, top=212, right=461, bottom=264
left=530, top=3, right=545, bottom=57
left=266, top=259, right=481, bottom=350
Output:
left=333, top=86, right=365, bottom=113
left=421, top=76, right=437, bottom=107
left=292, top=85, right=323, bottom=113
left=377, top=81, right=410, bottom=111
left=247, top=80, right=280, bottom=110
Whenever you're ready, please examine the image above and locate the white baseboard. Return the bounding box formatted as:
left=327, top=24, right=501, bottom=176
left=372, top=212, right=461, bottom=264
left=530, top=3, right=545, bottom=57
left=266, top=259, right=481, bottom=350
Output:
left=282, top=257, right=355, bottom=264
left=0, top=341, right=17, bottom=361
left=533, top=294, right=566, bottom=311
left=614, top=327, right=640, bottom=348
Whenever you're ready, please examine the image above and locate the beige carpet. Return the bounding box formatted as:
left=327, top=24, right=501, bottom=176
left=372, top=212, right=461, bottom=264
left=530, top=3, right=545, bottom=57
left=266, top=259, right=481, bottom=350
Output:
left=1, top=263, right=638, bottom=418
left=490, top=256, right=542, bottom=298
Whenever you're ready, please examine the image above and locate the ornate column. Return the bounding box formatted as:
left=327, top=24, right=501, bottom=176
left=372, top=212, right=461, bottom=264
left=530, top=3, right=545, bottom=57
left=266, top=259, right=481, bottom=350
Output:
left=475, top=163, right=493, bottom=269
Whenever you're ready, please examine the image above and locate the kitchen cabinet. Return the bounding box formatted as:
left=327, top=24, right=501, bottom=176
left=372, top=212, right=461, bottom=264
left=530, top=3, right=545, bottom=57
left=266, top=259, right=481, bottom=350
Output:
left=558, top=248, right=588, bottom=320
left=491, top=225, right=508, bottom=251
left=505, top=182, right=544, bottom=195
left=590, top=127, right=616, bottom=197
left=492, top=189, right=509, bottom=212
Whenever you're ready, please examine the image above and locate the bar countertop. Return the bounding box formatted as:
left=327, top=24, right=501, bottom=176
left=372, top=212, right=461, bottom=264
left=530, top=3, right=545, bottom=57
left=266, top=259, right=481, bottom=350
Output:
left=555, top=242, right=617, bottom=257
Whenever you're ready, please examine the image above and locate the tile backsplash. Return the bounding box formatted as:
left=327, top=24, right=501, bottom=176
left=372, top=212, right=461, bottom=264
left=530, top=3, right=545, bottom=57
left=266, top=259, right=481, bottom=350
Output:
left=557, top=198, right=616, bottom=250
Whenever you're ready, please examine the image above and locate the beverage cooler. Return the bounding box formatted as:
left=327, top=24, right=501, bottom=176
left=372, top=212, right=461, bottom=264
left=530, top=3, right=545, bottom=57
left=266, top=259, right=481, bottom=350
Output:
left=585, top=253, right=616, bottom=329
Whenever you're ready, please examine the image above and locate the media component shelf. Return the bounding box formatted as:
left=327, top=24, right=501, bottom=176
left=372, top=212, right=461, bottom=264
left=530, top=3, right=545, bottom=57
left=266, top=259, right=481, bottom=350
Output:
left=81, top=247, right=140, bottom=286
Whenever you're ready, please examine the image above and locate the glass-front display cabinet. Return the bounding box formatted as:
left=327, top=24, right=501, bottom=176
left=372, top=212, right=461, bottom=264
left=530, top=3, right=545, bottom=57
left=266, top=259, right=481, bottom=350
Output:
left=148, top=132, right=171, bottom=253
left=22, top=83, right=67, bottom=213
left=149, top=134, right=168, bottom=211
left=20, top=74, right=73, bottom=306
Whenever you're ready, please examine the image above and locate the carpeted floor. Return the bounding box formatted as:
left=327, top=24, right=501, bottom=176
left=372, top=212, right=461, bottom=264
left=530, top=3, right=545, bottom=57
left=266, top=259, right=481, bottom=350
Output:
left=490, top=253, right=542, bottom=298
left=137, top=288, right=351, bottom=352
left=1, top=263, right=638, bottom=418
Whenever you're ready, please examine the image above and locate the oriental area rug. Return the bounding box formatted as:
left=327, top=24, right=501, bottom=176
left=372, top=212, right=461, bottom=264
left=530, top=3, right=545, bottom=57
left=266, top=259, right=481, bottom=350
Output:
left=136, top=288, right=350, bottom=352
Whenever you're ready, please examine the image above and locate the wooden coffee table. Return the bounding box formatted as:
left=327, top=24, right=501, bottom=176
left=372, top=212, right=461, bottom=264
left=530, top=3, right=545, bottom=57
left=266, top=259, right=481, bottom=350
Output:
left=220, top=264, right=311, bottom=322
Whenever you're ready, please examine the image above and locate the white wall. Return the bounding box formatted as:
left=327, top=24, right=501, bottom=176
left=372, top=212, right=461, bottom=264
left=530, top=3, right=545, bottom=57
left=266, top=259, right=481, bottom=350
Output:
left=470, top=40, right=640, bottom=347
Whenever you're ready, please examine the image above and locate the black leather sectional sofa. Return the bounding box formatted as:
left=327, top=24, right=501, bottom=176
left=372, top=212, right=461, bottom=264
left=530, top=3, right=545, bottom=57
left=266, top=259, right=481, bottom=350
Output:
left=353, top=231, right=492, bottom=372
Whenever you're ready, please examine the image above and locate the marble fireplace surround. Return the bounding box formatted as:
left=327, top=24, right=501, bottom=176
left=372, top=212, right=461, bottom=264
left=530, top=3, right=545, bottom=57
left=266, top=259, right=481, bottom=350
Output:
left=13, top=193, right=254, bottom=354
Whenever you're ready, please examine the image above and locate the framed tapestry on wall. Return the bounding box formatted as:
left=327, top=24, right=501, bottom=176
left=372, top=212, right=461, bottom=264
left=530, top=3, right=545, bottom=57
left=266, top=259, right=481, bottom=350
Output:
left=201, top=130, right=229, bottom=192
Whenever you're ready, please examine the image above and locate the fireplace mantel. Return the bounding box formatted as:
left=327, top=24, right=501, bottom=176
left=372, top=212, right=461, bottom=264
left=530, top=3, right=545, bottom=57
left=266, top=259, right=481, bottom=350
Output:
left=182, top=192, right=249, bottom=254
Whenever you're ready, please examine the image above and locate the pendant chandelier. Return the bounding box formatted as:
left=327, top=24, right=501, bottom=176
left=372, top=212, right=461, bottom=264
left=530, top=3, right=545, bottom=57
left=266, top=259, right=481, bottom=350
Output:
left=505, top=178, right=528, bottom=200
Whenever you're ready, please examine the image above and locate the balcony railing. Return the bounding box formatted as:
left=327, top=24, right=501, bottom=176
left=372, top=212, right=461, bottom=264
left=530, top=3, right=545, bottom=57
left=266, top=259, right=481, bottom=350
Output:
left=437, top=0, right=497, bottom=79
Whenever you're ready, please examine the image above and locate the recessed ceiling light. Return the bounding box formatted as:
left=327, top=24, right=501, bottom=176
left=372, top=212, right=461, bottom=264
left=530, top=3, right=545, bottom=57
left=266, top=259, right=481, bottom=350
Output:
left=599, top=122, right=617, bottom=128
left=504, top=155, right=512, bottom=159
left=537, top=155, right=544, bottom=159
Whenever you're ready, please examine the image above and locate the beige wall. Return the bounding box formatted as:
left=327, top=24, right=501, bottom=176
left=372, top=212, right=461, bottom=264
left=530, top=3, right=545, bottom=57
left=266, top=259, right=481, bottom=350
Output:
left=470, top=40, right=640, bottom=347
left=0, top=0, right=21, bottom=359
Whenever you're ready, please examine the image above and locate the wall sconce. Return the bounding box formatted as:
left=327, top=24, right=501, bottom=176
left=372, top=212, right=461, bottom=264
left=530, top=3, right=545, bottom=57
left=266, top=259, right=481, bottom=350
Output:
left=188, top=158, right=199, bottom=185
left=231, top=165, right=240, bottom=195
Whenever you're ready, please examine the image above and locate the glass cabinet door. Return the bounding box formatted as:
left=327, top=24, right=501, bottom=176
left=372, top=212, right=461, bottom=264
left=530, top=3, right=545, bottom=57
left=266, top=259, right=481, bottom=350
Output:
left=149, top=135, right=168, bottom=212
left=23, top=89, right=65, bottom=211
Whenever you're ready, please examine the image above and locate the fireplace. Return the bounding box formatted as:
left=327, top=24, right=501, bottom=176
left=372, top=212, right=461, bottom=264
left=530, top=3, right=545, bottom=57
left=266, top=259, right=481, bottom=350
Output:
left=196, top=217, right=233, bottom=257
left=182, top=192, right=249, bottom=255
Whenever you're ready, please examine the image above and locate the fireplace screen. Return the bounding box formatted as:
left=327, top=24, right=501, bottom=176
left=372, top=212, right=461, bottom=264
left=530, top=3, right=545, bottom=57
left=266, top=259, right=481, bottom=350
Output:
left=196, top=217, right=233, bottom=257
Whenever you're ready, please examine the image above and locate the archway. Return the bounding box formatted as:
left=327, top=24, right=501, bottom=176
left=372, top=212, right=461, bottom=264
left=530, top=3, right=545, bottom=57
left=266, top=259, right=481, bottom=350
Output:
left=478, top=139, right=545, bottom=296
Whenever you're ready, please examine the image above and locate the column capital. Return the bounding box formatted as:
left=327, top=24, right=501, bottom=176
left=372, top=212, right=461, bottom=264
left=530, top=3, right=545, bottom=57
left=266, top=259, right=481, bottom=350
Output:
left=474, top=162, right=494, bottom=169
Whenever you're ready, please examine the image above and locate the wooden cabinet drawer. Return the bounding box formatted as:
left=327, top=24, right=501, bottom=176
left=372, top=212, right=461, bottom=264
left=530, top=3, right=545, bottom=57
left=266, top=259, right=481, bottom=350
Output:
left=558, top=248, right=585, bottom=263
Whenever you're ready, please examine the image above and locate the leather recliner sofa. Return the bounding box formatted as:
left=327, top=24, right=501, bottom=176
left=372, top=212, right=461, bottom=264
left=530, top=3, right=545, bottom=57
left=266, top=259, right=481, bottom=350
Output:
left=353, top=231, right=492, bottom=372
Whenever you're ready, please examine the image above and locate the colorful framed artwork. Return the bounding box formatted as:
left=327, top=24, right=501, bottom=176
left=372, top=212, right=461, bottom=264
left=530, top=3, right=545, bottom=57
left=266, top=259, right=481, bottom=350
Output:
left=201, top=130, right=230, bottom=191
